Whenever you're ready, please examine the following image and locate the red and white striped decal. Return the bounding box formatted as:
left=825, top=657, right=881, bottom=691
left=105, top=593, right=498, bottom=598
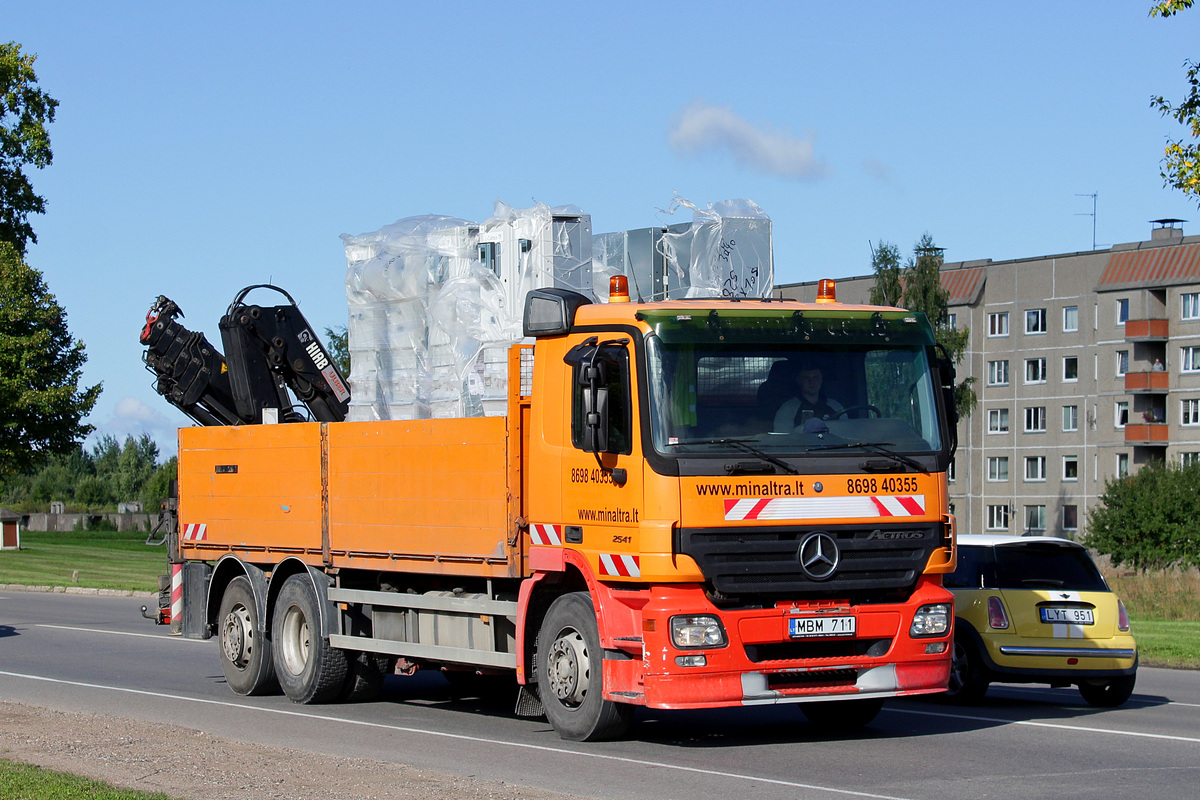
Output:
left=181, top=523, right=207, bottom=541
left=598, top=553, right=641, bottom=578
left=528, top=523, right=563, bottom=546
left=723, top=495, right=926, bottom=521
left=169, top=563, right=183, bottom=624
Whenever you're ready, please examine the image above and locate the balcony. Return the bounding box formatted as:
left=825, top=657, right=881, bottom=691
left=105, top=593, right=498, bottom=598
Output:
left=1125, top=318, right=1169, bottom=341
left=1125, top=370, right=1170, bottom=394
left=1125, top=422, right=1169, bottom=446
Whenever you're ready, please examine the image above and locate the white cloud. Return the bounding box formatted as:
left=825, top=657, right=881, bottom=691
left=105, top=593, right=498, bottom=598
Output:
left=667, top=100, right=832, bottom=180
left=86, top=396, right=181, bottom=457
left=862, top=157, right=898, bottom=187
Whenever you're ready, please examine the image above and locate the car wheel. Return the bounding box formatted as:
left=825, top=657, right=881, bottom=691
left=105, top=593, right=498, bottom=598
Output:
left=943, top=634, right=990, bottom=703
left=216, top=576, right=277, bottom=695
left=1078, top=673, right=1136, bottom=708
left=272, top=574, right=348, bottom=704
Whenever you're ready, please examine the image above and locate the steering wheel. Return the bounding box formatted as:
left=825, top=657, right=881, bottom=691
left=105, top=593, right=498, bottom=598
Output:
left=830, top=404, right=883, bottom=419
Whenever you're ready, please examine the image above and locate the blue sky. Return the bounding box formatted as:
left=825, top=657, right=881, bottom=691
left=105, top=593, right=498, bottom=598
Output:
left=7, top=2, right=1198, bottom=456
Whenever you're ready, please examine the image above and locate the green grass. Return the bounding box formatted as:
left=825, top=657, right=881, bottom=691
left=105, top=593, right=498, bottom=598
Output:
left=0, top=759, right=176, bottom=800
left=0, top=530, right=166, bottom=592
left=1128, top=619, right=1200, bottom=669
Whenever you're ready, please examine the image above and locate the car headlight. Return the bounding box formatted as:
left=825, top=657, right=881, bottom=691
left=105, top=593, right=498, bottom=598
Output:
left=670, top=615, right=728, bottom=649
left=910, top=603, right=950, bottom=637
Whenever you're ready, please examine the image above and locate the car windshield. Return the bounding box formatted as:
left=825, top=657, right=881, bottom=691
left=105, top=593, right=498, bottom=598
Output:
left=992, top=543, right=1108, bottom=592
left=641, top=308, right=944, bottom=457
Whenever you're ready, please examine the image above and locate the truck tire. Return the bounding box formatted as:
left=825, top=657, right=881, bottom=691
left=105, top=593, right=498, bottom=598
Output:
left=800, top=698, right=884, bottom=732
left=1078, top=673, right=1136, bottom=707
left=536, top=592, right=634, bottom=742
left=272, top=574, right=348, bottom=704
left=339, top=652, right=394, bottom=703
left=217, top=576, right=277, bottom=696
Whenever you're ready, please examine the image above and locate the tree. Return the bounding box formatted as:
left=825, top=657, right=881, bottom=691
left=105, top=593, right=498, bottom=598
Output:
left=868, top=242, right=903, bottom=307
left=1, top=42, right=58, bottom=255
left=1087, top=461, right=1200, bottom=571
left=324, top=324, right=350, bottom=377
left=868, top=234, right=976, bottom=418
left=1149, top=2, right=1200, bottom=207
left=0, top=241, right=101, bottom=476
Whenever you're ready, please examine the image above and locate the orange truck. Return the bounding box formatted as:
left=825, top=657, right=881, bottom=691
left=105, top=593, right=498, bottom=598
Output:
left=161, top=278, right=958, bottom=741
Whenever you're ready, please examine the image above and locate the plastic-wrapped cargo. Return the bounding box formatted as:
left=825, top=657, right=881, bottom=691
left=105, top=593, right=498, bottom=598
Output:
left=593, top=197, right=773, bottom=300
left=342, top=202, right=595, bottom=421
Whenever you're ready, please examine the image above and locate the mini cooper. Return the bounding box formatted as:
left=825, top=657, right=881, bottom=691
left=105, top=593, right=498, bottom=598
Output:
left=944, top=534, right=1137, bottom=707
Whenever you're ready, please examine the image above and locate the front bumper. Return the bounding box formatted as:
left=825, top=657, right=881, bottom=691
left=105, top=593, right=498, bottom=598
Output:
left=628, top=576, right=953, bottom=710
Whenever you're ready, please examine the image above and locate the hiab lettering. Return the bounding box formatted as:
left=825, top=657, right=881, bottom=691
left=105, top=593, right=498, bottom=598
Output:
left=695, top=479, right=805, bottom=497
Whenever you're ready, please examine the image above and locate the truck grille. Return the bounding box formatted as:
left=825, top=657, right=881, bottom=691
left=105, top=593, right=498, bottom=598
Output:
left=676, top=522, right=942, bottom=599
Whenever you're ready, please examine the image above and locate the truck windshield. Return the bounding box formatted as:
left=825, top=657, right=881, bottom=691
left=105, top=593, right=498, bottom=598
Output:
left=641, top=308, right=944, bottom=457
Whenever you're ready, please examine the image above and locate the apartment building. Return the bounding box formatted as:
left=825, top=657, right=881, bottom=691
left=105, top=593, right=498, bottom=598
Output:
left=775, top=221, right=1200, bottom=539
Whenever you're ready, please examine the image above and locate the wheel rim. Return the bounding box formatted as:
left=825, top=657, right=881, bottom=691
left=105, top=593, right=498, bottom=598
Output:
left=279, top=603, right=311, bottom=677
left=220, top=603, right=254, bottom=670
left=546, top=627, right=590, bottom=708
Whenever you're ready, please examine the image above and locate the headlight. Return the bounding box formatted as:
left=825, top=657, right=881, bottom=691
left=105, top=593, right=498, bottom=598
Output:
left=670, top=615, right=727, bottom=649
left=910, top=603, right=950, bottom=637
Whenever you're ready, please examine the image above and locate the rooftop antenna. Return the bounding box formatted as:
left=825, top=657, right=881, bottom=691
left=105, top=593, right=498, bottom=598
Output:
left=1076, top=193, right=1097, bottom=250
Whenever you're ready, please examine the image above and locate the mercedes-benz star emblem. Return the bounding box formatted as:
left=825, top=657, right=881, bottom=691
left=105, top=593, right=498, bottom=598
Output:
left=798, top=532, right=839, bottom=581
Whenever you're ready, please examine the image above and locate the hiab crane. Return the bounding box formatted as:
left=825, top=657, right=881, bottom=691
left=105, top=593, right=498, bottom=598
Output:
left=142, top=276, right=958, bottom=741
left=140, top=284, right=350, bottom=426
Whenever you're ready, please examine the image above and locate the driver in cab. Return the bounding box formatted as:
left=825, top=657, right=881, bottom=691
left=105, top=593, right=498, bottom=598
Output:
left=773, top=360, right=843, bottom=431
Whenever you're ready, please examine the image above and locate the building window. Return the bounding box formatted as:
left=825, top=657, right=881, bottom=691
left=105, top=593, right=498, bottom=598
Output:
left=988, top=456, right=1010, bottom=481
left=1024, top=358, right=1047, bottom=383
left=1025, top=505, right=1046, bottom=531
left=1116, top=400, right=1129, bottom=428
left=1183, top=452, right=1200, bottom=467
left=947, top=312, right=957, bottom=328
left=948, top=458, right=956, bottom=482
left=989, top=312, right=1010, bottom=337
left=1183, top=399, right=1200, bottom=426
left=987, top=505, right=1010, bottom=530
left=1025, top=456, right=1046, bottom=481
left=1025, top=308, right=1047, bottom=334
left=1064, top=455, right=1079, bottom=481
left=1063, top=505, right=1079, bottom=531
left=1116, top=452, right=1130, bottom=478
left=1184, top=292, right=1200, bottom=321
left=988, top=360, right=1010, bottom=386
left=1063, top=405, right=1079, bottom=431
left=1116, top=298, right=1130, bottom=325
left=1116, top=350, right=1129, bottom=376
left=1063, top=305, right=1079, bottom=332
left=1063, top=356, right=1079, bottom=382
left=1183, top=346, right=1200, bottom=373
left=1024, top=406, right=1046, bottom=433
left=988, top=408, right=1010, bottom=434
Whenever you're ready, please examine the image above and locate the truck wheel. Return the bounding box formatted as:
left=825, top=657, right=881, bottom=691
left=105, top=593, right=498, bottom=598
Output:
left=272, top=574, right=348, bottom=704
left=217, top=576, right=277, bottom=695
left=800, top=698, right=884, bottom=732
left=536, top=592, right=633, bottom=742
left=943, top=635, right=990, bottom=704
left=1078, top=673, right=1136, bottom=708
left=339, top=652, right=394, bottom=702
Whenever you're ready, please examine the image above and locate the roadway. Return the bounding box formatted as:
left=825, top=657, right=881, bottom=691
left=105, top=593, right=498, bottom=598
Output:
left=1, top=589, right=1197, bottom=800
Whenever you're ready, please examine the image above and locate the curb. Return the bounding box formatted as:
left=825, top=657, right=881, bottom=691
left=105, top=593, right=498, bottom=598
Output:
left=0, top=583, right=156, bottom=599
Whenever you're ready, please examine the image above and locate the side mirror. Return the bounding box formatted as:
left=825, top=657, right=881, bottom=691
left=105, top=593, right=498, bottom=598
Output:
left=581, top=386, right=609, bottom=453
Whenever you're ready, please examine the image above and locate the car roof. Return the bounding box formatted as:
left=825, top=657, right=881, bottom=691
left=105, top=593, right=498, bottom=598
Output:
left=957, top=533, right=1083, bottom=548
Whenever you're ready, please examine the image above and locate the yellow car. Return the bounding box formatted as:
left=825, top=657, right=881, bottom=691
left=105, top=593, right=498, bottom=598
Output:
left=944, top=534, right=1137, bottom=707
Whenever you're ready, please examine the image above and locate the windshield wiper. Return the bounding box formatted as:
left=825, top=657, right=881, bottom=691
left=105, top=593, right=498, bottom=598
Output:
left=669, top=438, right=799, bottom=475
left=806, top=441, right=928, bottom=474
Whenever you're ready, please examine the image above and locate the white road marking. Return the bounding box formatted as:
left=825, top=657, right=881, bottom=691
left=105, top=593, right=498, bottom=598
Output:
left=887, top=706, right=1200, bottom=743
left=990, top=684, right=1200, bottom=710
left=0, top=670, right=918, bottom=800
left=35, top=624, right=209, bottom=644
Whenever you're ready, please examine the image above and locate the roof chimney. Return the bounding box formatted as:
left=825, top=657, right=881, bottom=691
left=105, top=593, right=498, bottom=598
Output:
left=1151, top=218, right=1185, bottom=241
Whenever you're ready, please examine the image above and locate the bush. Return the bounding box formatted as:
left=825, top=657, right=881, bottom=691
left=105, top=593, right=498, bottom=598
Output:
left=1088, top=462, right=1200, bottom=570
